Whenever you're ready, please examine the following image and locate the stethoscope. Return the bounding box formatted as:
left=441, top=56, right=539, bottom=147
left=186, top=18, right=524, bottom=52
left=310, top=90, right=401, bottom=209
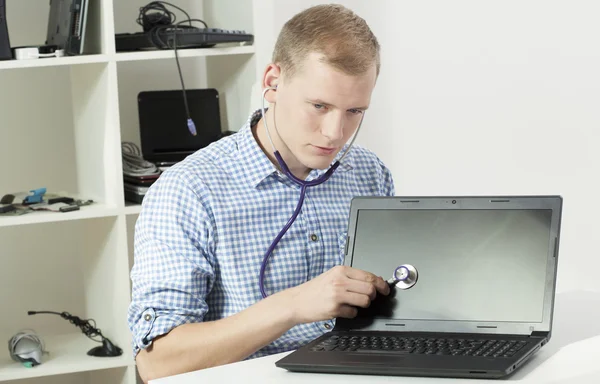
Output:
left=387, top=264, right=419, bottom=290
left=258, top=86, right=365, bottom=298
left=257, top=86, right=419, bottom=297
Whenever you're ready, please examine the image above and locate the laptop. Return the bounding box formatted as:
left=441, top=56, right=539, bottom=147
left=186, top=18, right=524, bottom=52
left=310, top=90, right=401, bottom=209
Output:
left=46, top=0, right=89, bottom=55
left=137, top=89, right=223, bottom=165
left=276, top=195, right=562, bottom=379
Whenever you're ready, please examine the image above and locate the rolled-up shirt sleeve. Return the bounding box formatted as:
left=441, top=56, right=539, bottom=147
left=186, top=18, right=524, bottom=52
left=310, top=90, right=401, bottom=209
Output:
left=127, top=170, right=215, bottom=356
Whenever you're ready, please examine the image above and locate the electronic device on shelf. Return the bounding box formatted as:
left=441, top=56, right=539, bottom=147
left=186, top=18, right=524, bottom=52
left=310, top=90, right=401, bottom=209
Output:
left=0, top=0, right=11, bottom=60
left=115, top=27, right=253, bottom=51
left=8, top=331, right=45, bottom=367
left=138, top=88, right=223, bottom=164
left=28, top=310, right=122, bottom=357
left=12, top=45, right=64, bottom=60
left=46, top=0, right=89, bottom=55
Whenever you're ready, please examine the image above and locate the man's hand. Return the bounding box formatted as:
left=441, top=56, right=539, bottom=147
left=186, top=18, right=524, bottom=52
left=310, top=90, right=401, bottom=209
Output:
left=284, top=265, right=390, bottom=325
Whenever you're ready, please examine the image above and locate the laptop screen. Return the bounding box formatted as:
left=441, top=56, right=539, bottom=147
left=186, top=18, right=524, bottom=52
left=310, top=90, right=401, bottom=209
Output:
left=350, top=209, right=553, bottom=323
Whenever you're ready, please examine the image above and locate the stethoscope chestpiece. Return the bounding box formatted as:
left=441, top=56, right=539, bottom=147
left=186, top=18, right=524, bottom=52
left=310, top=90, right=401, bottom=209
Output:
left=387, top=264, right=418, bottom=290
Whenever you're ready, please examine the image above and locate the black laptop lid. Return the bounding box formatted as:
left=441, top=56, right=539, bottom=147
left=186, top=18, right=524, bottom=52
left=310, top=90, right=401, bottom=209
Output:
left=341, top=196, right=562, bottom=337
left=138, top=89, right=222, bottom=163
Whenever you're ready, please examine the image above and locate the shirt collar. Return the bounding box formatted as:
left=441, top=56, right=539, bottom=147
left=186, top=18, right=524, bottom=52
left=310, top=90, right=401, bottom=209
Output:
left=237, top=109, right=280, bottom=189
left=237, top=109, right=354, bottom=189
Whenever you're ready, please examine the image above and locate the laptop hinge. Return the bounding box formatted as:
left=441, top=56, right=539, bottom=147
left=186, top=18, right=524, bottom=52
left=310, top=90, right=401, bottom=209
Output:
left=332, top=323, right=350, bottom=332
left=530, top=331, right=549, bottom=338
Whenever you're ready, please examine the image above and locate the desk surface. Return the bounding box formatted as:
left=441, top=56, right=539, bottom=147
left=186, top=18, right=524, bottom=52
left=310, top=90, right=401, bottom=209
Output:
left=151, top=290, right=600, bottom=384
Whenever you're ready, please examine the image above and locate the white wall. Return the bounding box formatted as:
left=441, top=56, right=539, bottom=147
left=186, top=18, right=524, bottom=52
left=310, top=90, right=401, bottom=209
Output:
left=254, top=0, right=600, bottom=294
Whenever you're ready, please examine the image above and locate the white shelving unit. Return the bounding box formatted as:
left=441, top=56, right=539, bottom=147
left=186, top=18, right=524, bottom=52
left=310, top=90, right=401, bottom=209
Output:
left=114, top=45, right=255, bottom=62
left=0, top=0, right=258, bottom=383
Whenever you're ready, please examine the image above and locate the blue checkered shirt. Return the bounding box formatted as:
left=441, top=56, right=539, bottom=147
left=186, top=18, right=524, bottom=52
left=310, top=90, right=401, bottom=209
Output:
left=128, top=109, right=395, bottom=359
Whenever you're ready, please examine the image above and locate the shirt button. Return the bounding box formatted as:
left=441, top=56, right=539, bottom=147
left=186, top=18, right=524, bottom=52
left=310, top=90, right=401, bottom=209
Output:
left=324, top=323, right=332, bottom=330
left=144, top=314, right=152, bottom=321
left=310, top=234, right=318, bottom=242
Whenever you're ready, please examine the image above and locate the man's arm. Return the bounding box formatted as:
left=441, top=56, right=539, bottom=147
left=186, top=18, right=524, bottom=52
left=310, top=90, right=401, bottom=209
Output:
left=130, top=169, right=390, bottom=383
left=136, top=264, right=389, bottom=383
left=135, top=287, right=295, bottom=382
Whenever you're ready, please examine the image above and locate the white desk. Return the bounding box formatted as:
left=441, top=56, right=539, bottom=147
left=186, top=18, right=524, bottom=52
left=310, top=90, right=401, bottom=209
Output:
left=151, top=290, right=600, bottom=384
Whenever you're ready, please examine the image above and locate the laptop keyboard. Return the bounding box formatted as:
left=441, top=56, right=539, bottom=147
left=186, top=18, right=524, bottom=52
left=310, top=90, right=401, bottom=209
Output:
left=311, top=335, right=529, bottom=358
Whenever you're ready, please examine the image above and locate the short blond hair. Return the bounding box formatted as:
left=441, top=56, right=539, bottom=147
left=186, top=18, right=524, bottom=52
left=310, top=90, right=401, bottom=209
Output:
left=272, top=4, right=380, bottom=79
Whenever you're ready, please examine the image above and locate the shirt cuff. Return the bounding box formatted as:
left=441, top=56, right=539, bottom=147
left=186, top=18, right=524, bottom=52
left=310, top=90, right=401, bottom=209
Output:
left=130, top=307, right=206, bottom=357
left=132, top=307, right=157, bottom=356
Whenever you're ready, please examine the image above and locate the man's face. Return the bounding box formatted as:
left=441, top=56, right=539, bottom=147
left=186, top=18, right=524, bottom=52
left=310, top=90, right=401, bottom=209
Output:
left=271, top=53, right=377, bottom=173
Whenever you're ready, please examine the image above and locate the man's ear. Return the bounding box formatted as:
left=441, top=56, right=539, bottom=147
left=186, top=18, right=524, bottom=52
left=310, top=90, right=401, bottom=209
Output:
left=262, top=63, right=281, bottom=103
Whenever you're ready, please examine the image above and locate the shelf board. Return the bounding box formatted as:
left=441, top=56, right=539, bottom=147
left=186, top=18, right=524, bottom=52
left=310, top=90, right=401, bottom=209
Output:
left=0, top=54, right=110, bottom=70
left=124, top=203, right=142, bottom=216
left=0, top=204, right=119, bottom=228
left=114, top=44, right=255, bottom=62
left=0, top=333, right=134, bottom=381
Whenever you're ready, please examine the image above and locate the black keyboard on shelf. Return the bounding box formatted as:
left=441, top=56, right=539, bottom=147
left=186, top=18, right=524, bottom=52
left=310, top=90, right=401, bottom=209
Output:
left=311, top=335, right=529, bottom=358
left=115, top=28, right=254, bottom=51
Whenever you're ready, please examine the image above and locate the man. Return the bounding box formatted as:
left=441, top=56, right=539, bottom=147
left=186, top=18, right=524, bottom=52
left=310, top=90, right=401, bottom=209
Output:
left=129, top=4, right=395, bottom=382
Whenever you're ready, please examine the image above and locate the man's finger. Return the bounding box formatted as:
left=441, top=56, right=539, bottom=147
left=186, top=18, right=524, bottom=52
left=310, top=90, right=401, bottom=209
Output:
left=345, top=278, right=377, bottom=300
left=344, top=267, right=390, bottom=295
left=339, top=291, right=372, bottom=309
left=337, top=304, right=359, bottom=319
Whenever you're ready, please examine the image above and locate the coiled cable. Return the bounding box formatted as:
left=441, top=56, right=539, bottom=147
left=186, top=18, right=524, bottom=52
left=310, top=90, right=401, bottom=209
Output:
left=121, top=142, right=160, bottom=177
left=8, top=330, right=46, bottom=365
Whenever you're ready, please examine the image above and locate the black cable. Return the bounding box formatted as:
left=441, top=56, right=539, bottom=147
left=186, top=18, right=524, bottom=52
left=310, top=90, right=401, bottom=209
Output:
left=137, top=1, right=194, bottom=31
left=137, top=1, right=204, bottom=136
left=28, top=310, right=123, bottom=357
left=177, top=18, right=208, bottom=29
left=28, top=311, right=103, bottom=342
left=171, top=33, right=193, bottom=132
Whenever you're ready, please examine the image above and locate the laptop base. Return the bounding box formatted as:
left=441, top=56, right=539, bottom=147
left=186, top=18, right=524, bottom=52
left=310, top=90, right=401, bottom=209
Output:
left=276, top=330, right=545, bottom=379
